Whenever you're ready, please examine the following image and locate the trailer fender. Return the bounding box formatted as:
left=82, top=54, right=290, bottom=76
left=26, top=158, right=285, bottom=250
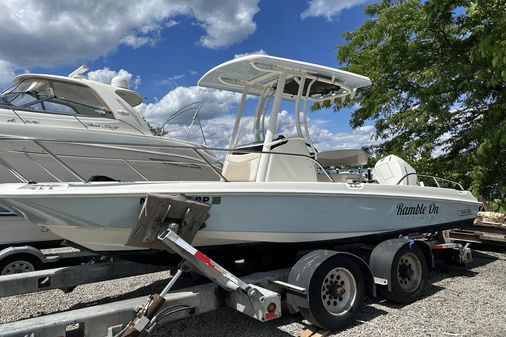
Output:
left=0, top=246, right=56, bottom=264
left=369, top=238, right=433, bottom=292
left=0, top=246, right=55, bottom=275
left=286, top=250, right=375, bottom=310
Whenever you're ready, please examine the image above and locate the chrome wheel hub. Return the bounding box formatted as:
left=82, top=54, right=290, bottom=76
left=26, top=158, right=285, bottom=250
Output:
left=2, top=260, right=35, bottom=275
left=321, top=267, right=357, bottom=315
left=397, top=252, right=422, bottom=292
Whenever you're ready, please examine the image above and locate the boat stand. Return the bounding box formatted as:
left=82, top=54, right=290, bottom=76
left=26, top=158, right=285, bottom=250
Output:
left=117, top=193, right=282, bottom=336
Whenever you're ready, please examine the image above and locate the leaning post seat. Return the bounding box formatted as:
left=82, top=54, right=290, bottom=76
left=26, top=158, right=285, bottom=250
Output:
left=221, top=152, right=261, bottom=182
left=221, top=137, right=317, bottom=182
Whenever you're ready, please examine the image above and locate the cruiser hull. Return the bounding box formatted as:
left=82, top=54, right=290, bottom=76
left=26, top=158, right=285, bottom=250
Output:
left=0, top=213, right=61, bottom=248
left=0, top=126, right=220, bottom=183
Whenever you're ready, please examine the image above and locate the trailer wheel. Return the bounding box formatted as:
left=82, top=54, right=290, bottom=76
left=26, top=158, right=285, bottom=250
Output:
left=301, top=255, right=365, bottom=330
left=0, top=254, right=43, bottom=275
left=378, top=244, right=427, bottom=304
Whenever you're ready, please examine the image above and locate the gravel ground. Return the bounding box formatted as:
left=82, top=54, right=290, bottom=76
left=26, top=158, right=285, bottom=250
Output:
left=39, top=247, right=80, bottom=255
left=1, top=249, right=505, bottom=337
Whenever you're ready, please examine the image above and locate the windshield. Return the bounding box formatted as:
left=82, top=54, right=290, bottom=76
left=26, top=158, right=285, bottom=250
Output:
left=1, top=78, right=112, bottom=118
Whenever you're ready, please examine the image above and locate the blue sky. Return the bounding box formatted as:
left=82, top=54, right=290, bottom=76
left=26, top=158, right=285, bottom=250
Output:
left=0, top=0, right=376, bottom=149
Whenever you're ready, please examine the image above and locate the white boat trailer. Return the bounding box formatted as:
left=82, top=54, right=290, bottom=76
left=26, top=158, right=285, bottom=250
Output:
left=0, top=194, right=473, bottom=337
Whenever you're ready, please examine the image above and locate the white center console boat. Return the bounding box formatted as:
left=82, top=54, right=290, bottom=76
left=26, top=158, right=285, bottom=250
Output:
left=0, top=55, right=480, bottom=253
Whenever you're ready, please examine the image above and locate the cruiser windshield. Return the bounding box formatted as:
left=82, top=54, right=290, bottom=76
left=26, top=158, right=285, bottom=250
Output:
left=1, top=79, right=112, bottom=118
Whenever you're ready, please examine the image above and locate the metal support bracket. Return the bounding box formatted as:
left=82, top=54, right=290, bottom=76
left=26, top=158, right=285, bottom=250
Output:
left=120, top=193, right=281, bottom=336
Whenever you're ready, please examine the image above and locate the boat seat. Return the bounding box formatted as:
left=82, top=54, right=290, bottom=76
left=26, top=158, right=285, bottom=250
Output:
left=221, top=152, right=261, bottom=182
left=222, top=137, right=317, bottom=182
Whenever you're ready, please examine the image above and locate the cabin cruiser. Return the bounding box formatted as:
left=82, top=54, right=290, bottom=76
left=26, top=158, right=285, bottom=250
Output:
left=0, top=66, right=220, bottom=183
left=0, top=55, right=481, bottom=253
left=0, top=66, right=220, bottom=247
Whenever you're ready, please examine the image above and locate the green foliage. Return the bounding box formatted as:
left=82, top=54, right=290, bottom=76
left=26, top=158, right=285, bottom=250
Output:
left=489, top=198, right=506, bottom=214
left=328, top=0, right=506, bottom=201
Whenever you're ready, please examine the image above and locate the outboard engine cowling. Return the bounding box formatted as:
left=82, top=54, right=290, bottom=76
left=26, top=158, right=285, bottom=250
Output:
left=372, top=155, right=418, bottom=185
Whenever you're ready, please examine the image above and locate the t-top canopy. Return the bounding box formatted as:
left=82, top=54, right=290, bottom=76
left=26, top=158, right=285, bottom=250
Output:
left=198, top=55, right=371, bottom=101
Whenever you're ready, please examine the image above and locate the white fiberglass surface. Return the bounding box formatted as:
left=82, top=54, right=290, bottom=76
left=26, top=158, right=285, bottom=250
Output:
left=0, top=184, right=479, bottom=232
left=0, top=215, right=60, bottom=244
left=0, top=181, right=479, bottom=207
left=0, top=179, right=479, bottom=251
left=198, top=55, right=372, bottom=99
left=2, top=189, right=479, bottom=251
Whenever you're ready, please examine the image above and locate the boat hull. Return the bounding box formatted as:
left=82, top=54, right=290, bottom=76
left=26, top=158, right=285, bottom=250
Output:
left=0, top=213, right=61, bottom=248
left=0, top=124, right=220, bottom=183
left=0, top=182, right=480, bottom=252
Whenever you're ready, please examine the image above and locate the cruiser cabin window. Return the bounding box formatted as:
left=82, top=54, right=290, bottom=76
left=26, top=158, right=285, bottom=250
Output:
left=1, top=79, right=112, bottom=118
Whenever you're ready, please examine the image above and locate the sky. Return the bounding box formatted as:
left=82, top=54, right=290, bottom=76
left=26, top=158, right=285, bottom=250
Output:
left=0, top=0, right=377, bottom=150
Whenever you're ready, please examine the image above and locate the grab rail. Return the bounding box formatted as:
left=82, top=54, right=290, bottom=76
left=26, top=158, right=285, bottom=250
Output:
left=396, top=172, right=464, bottom=190
left=1, top=102, right=90, bottom=129
left=2, top=102, right=148, bottom=135
left=33, top=140, right=86, bottom=182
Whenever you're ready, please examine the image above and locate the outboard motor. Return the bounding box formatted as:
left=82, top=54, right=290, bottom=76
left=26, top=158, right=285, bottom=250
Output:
left=372, top=155, right=418, bottom=185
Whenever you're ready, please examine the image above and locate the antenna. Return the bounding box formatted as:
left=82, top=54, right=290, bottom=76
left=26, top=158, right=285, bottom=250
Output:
left=68, top=65, right=89, bottom=79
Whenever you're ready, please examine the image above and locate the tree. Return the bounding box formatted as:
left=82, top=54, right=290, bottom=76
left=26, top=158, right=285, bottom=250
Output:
left=318, top=0, right=506, bottom=211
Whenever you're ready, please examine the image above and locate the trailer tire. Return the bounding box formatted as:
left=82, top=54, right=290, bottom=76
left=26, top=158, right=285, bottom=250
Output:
left=0, top=254, right=43, bottom=275
left=301, top=255, right=365, bottom=330
left=378, top=244, right=427, bottom=304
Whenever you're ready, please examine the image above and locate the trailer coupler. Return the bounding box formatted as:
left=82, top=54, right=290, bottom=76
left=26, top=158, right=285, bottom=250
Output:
left=119, top=269, right=192, bottom=337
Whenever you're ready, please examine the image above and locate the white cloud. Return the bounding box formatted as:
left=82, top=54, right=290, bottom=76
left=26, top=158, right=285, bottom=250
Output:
left=301, top=0, right=368, bottom=21
left=159, top=74, right=186, bottom=88
left=120, top=19, right=179, bottom=48
left=137, top=86, right=242, bottom=126
left=192, top=0, right=260, bottom=49
left=310, top=122, right=377, bottom=150
left=0, top=60, right=18, bottom=91
left=167, top=74, right=185, bottom=81
left=0, top=0, right=260, bottom=68
left=87, top=67, right=141, bottom=90
left=164, top=114, right=237, bottom=148
left=234, top=49, right=268, bottom=59
left=200, top=111, right=376, bottom=151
